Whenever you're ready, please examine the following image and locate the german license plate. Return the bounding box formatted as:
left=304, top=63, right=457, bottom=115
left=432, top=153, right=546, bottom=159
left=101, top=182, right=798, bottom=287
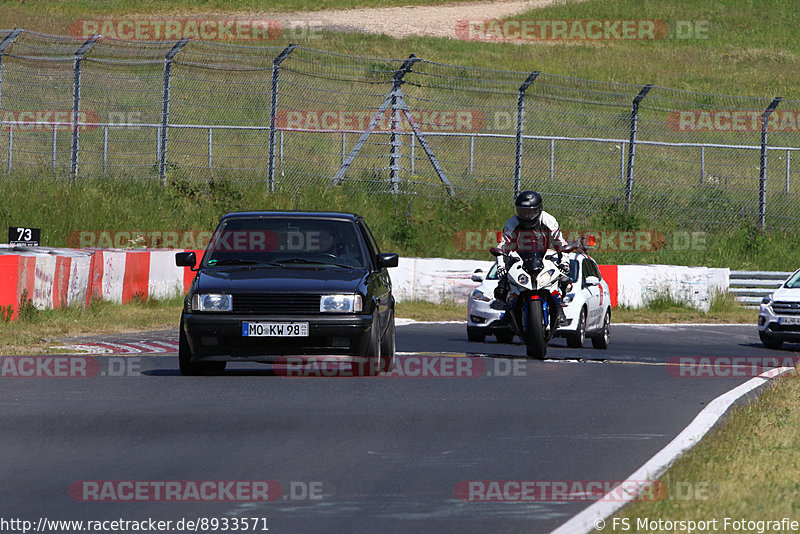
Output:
left=242, top=322, right=309, bottom=337
left=778, top=316, right=800, bottom=325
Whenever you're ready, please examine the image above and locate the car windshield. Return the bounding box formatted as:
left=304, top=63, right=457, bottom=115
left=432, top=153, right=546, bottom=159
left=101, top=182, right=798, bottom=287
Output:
left=785, top=270, right=800, bottom=289
left=203, top=217, right=367, bottom=269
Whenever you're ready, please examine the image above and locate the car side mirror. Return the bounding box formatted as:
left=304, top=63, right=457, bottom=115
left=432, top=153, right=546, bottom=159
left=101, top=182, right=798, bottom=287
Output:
left=377, top=252, right=399, bottom=268
left=585, top=275, right=600, bottom=287
left=176, top=251, right=197, bottom=270
left=471, top=269, right=485, bottom=282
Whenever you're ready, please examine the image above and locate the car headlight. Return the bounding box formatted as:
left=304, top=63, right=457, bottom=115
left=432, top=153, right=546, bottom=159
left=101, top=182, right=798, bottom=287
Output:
left=192, top=293, right=232, bottom=312
left=563, top=293, right=575, bottom=304
left=471, top=289, right=491, bottom=302
left=761, top=296, right=772, bottom=305
left=320, top=294, right=363, bottom=313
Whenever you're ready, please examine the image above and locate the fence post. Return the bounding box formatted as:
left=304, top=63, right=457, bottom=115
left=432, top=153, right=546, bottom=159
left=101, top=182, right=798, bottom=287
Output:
left=102, top=126, right=108, bottom=174
left=0, top=30, right=23, bottom=140
left=267, top=44, right=297, bottom=193
left=759, top=97, right=782, bottom=228
left=70, top=34, right=100, bottom=182
left=52, top=127, right=57, bottom=173
left=7, top=124, right=11, bottom=172
left=624, top=84, right=652, bottom=211
left=389, top=55, right=420, bottom=194
left=207, top=127, right=212, bottom=169
left=469, top=135, right=474, bottom=175
left=158, top=37, right=189, bottom=185
left=514, top=71, right=540, bottom=196
left=786, top=149, right=791, bottom=194
left=700, top=146, right=705, bottom=184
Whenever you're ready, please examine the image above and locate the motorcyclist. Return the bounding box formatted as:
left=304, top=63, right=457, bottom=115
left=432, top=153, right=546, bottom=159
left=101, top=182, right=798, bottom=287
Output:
left=495, top=191, right=570, bottom=323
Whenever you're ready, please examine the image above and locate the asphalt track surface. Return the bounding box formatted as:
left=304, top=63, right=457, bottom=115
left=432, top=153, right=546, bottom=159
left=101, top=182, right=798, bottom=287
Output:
left=2, top=322, right=797, bottom=534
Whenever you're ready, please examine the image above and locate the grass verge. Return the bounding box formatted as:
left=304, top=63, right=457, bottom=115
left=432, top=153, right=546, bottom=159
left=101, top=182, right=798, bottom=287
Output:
left=602, top=373, right=800, bottom=532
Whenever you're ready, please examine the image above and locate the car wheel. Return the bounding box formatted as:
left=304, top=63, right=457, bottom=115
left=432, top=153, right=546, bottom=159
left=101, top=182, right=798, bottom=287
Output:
left=759, top=331, right=783, bottom=350
left=179, top=315, right=226, bottom=376
left=380, top=317, right=396, bottom=373
left=566, top=308, right=586, bottom=348
left=354, top=316, right=381, bottom=376
left=467, top=327, right=486, bottom=342
left=590, top=310, right=610, bottom=350
left=495, top=330, right=514, bottom=344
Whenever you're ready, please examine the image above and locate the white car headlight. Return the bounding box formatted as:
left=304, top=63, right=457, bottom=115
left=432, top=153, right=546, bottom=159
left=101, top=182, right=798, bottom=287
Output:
left=471, top=289, right=491, bottom=302
left=192, top=293, right=232, bottom=312
left=761, top=296, right=772, bottom=305
left=320, top=294, right=363, bottom=313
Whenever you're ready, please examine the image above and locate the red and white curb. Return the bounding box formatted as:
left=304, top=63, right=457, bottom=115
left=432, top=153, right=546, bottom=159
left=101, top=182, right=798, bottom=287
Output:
left=50, top=341, right=179, bottom=354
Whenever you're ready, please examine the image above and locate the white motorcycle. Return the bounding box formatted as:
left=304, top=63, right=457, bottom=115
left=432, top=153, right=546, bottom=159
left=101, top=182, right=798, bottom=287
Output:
left=489, top=247, right=570, bottom=359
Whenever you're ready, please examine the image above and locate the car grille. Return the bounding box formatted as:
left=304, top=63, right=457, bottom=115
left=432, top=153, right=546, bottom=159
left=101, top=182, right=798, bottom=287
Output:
left=769, top=323, right=800, bottom=333
left=772, top=301, right=800, bottom=315
left=232, top=293, right=321, bottom=314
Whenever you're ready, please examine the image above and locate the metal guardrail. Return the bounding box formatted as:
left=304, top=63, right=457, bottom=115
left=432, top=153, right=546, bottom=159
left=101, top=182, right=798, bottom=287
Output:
left=729, top=270, right=792, bottom=306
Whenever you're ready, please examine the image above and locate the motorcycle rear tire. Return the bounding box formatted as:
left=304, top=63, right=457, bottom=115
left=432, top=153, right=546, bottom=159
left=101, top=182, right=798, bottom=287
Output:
left=525, top=300, right=547, bottom=360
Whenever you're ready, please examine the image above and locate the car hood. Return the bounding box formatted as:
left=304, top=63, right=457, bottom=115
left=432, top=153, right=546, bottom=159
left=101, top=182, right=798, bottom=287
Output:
left=772, top=286, right=800, bottom=301
left=194, top=267, right=367, bottom=294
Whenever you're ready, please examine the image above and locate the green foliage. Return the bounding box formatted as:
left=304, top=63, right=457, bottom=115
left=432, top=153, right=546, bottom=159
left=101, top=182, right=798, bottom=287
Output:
left=599, top=196, right=641, bottom=231
left=17, top=289, right=39, bottom=323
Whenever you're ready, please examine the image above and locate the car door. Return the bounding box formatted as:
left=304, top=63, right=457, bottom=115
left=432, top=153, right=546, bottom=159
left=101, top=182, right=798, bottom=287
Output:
left=581, top=257, right=603, bottom=330
left=357, top=219, right=392, bottom=337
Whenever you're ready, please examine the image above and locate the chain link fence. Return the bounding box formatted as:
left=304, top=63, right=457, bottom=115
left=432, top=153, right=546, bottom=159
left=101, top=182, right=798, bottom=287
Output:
left=1, top=29, right=799, bottom=231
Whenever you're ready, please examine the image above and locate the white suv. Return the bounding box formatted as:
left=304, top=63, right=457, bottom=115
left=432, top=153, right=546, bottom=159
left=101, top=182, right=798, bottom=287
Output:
left=758, top=268, right=800, bottom=349
left=467, top=251, right=611, bottom=349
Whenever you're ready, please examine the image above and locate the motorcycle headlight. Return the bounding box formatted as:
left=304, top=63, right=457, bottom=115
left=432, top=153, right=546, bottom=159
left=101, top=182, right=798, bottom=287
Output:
left=320, top=294, right=363, bottom=313
left=517, top=274, right=529, bottom=285
left=192, top=293, right=232, bottom=312
left=471, top=289, right=492, bottom=302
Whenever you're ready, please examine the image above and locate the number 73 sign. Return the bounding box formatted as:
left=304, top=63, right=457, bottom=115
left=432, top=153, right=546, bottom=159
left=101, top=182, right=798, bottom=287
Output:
left=8, top=227, right=41, bottom=247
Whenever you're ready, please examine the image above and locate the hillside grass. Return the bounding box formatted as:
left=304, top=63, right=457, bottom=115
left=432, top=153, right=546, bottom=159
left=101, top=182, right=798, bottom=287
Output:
left=1, top=176, right=797, bottom=271
left=3, top=0, right=799, bottom=98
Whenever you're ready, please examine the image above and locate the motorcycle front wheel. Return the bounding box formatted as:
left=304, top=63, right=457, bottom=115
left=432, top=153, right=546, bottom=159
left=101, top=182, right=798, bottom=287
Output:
left=525, top=299, right=547, bottom=360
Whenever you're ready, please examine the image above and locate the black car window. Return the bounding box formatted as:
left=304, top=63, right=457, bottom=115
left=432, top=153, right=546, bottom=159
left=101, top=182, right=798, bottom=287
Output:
left=357, top=219, right=381, bottom=269
left=203, top=217, right=367, bottom=269
left=582, top=258, right=601, bottom=282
